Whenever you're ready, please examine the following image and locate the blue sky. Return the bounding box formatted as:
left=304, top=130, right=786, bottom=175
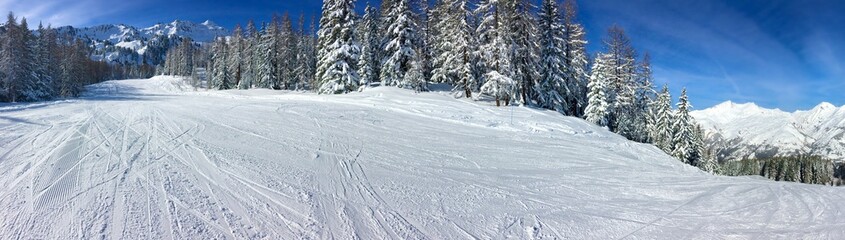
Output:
left=5, top=0, right=845, bottom=111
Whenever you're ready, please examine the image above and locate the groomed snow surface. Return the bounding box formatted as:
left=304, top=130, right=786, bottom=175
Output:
left=1, top=76, right=844, bottom=239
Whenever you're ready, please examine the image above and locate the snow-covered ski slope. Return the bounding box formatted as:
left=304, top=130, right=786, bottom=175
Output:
left=1, top=77, right=844, bottom=239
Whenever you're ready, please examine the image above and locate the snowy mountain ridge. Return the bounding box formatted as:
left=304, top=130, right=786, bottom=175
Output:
left=691, top=101, right=845, bottom=162
left=139, top=20, right=226, bottom=42
left=55, top=20, right=228, bottom=65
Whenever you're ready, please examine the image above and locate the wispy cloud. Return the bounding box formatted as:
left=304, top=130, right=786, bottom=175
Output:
left=0, top=0, right=136, bottom=27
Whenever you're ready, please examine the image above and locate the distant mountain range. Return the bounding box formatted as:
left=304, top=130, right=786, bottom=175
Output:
left=54, top=20, right=228, bottom=65
left=692, top=101, right=845, bottom=163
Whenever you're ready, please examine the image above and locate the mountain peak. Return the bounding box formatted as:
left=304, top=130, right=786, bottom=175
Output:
left=711, top=101, right=762, bottom=111
left=813, top=102, right=835, bottom=111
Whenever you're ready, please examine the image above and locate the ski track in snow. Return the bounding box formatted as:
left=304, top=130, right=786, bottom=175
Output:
left=1, top=76, right=845, bottom=239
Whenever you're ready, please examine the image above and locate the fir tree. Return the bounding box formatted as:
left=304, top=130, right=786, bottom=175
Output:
left=242, top=20, right=259, bottom=88
left=210, top=38, right=231, bottom=90
left=294, top=16, right=318, bottom=90
left=692, top=124, right=708, bottom=168
left=316, top=0, right=361, bottom=94
left=672, top=88, right=695, bottom=164
left=585, top=53, right=611, bottom=127
left=358, top=5, right=381, bottom=89
left=416, top=0, right=434, bottom=82
left=403, top=56, right=427, bottom=91
left=180, top=37, right=194, bottom=77
left=509, top=0, right=539, bottom=105
left=626, top=52, right=655, bottom=143
left=536, top=0, right=569, bottom=113
left=18, top=18, right=48, bottom=101
left=563, top=0, right=589, bottom=117
left=58, top=39, right=89, bottom=97
left=279, top=14, right=298, bottom=89
left=256, top=21, right=277, bottom=89
left=480, top=70, right=516, bottom=106
left=0, top=13, right=29, bottom=102
left=229, top=25, right=246, bottom=89
left=430, top=0, right=474, bottom=98
left=602, top=25, right=637, bottom=133
left=380, top=0, right=419, bottom=88
left=34, top=23, right=59, bottom=98
left=476, top=0, right=516, bottom=106
left=650, top=85, right=674, bottom=153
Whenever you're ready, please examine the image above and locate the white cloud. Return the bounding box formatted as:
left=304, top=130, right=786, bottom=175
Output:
left=0, top=0, right=135, bottom=27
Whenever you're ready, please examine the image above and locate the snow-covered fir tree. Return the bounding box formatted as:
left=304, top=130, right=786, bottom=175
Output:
left=509, top=0, right=540, bottom=105
left=17, top=18, right=47, bottom=101
left=162, top=37, right=197, bottom=78
left=255, top=20, right=277, bottom=89
left=33, top=23, right=59, bottom=99
left=536, top=0, right=569, bottom=113
left=278, top=15, right=298, bottom=89
left=294, top=16, right=318, bottom=90
left=380, top=0, right=420, bottom=88
left=229, top=25, right=246, bottom=89
left=698, top=152, right=720, bottom=174
left=585, top=53, right=611, bottom=127
left=628, top=53, right=655, bottom=143
left=210, top=38, right=231, bottom=90
left=692, top=124, right=712, bottom=171
left=671, top=88, right=695, bottom=164
left=316, top=0, right=361, bottom=94
left=429, top=0, right=450, bottom=83
left=58, top=39, right=90, bottom=97
left=563, top=0, right=589, bottom=117
left=381, top=0, right=398, bottom=47
left=429, top=0, right=475, bottom=98
left=475, top=0, right=517, bottom=106
left=242, top=20, right=259, bottom=89
left=480, top=70, right=516, bottom=106
left=649, top=85, right=674, bottom=153
left=181, top=38, right=194, bottom=77
left=358, top=5, right=381, bottom=89
left=403, top=55, right=427, bottom=91
left=602, top=25, right=637, bottom=133
left=416, top=0, right=434, bottom=83
left=1, top=13, right=32, bottom=102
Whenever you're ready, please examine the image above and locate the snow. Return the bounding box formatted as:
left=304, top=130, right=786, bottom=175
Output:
left=141, top=20, right=227, bottom=42
left=693, top=101, right=845, bottom=161
left=115, top=40, right=144, bottom=51
left=2, top=77, right=845, bottom=238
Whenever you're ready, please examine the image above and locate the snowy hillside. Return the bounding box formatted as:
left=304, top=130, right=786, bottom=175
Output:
left=56, top=20, right=227, bottom=64
left=692, top=101, right=845, bottom=162
left=1, top=77, right=844, bottom=238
